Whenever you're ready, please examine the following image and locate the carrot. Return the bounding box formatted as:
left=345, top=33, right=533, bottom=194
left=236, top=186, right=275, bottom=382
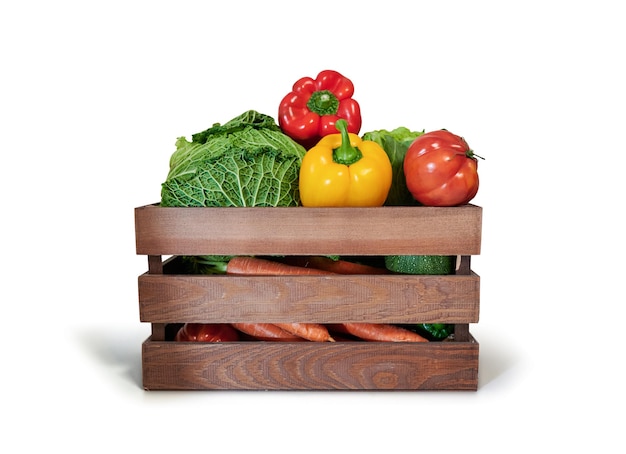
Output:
left=231, top=323, right=305, bottom=342
left=274, top=323, right=335, bottom=342
left=275, top=256, right=389, bottom=275
left=226, top=256, right=336, bottom=276
left=328, top=323, right=429, bottom=342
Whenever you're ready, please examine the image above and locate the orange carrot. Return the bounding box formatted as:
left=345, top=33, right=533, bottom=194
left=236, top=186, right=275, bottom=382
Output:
left=226, top=256, right=336, bottom=276
left=231, top=323, right=305, bottom=342
left=329, top=323, right=429, bottom=342
left=275, top=256, right=389, bottom=275
left=274, top=322, right=335, bottom=342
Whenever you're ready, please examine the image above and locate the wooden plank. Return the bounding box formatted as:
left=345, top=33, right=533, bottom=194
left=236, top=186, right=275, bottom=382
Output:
left=142, top=336, right=479, bottom=391
left=138, top=272, right=480, bottom=324
left=135, top=204, right=482, bottom=256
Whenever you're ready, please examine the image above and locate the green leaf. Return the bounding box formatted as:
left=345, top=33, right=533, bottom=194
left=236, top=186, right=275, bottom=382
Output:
left=362, top=127, right=424, bottom=206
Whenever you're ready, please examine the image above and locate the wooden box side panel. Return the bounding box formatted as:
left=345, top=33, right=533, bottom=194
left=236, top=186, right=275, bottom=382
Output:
left=138, top=272, right=480, bottom=324
left=142, top=337, right=479, bottom=391
left=135, top=204, right=482, bottom=256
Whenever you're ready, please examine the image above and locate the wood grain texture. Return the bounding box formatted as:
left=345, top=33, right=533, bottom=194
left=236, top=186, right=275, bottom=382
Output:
left=138, top=272, right=480, bottom=324
left=142, top=336, right=479, bottom=391
left=135, top=204, right=482, bottom=256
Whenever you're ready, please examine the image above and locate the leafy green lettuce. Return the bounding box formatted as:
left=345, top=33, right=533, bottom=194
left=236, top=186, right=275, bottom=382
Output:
left=161, top=110, right=306, bottom=207
left=362, top=127, right=424, bottom=206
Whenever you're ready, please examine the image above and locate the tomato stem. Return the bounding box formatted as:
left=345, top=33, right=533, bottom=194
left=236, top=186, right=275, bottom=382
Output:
left=462, top=150, right=484, bottom=160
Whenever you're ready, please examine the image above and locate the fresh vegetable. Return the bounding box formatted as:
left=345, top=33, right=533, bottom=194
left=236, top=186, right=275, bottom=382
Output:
left=161, top=110, right=306, bottom=207
left=231, top=323, right=306, bottom=341
left=175, top=323, right=240, bottom=342
left=361, top=127, right=424, bottom=206
left=278, top=70, right=362, bottom=148
left=180, top=255, right=234, bottom=275
left=186, top=255, right=388, bottom=276
left=403, top=129, right=481, bottom=206
left=412, top=323, right=455, bottom=341
left=299, top=119, right=392, bottom=207
left=274, top=323, right=335, bottom=342
left=328, top=323, right=428, bottom=342
left=186, top=256, right=339, bottom=276
left=275, top=256, right=389, bottom=274
left=384, top=255, right=455, bottom=275
left=226, top=256, right=336, bottom=276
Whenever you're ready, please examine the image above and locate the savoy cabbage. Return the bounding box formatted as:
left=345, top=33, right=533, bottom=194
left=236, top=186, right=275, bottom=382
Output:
left=161, top=110, right=306, bottom=207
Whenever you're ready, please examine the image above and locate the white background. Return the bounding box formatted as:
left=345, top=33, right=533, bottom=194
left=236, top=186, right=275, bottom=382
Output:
left=2, top=0, right=624, bottom=452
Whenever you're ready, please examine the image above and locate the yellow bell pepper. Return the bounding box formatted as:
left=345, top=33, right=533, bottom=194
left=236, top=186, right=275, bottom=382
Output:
left=299, top=119, right=392, bottom=207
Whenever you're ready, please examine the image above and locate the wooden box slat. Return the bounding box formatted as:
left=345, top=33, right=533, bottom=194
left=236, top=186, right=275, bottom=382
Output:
left=135, top=204, right=482, bottom=256
left=142, top=336, right=479, bottom=391
left=138, top=272, right=480, bottom=324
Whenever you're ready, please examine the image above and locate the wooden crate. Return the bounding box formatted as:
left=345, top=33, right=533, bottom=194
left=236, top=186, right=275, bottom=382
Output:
left=135, top=204, right=482, bottom=391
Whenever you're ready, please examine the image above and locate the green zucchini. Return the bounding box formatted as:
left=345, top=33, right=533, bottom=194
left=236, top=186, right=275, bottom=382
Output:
left=384, top=255, right=455, bottom=275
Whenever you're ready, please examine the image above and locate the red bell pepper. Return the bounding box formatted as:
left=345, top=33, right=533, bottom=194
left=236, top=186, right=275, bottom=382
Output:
left=278, top=70, right=362, bottom=148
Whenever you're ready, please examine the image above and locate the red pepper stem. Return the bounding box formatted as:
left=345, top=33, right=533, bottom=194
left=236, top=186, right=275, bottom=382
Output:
left=333, top=119, right=362, bottom=166
left=307, top=90, right=339, bottom=116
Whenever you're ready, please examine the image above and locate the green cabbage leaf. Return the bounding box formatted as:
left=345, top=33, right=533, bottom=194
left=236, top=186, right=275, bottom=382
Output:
left=362, top=127, right=424, bottom=206
left=161, top=110, right=306, bottom=207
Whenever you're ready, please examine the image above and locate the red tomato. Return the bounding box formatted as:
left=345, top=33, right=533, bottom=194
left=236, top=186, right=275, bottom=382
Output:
left=175, top=323, right=240, bottom=342
left=403, top=130, right=480, bottom=206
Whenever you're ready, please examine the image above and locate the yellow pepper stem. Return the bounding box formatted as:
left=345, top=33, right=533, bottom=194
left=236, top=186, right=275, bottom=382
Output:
left=333, top=119, right=362, bottom=166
